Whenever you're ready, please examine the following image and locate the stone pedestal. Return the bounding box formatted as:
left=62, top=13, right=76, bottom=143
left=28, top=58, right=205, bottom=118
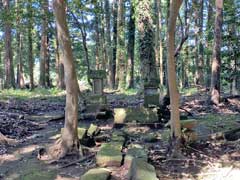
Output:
left=143, top=85, right=160, bottom=107
left=88, top=70, right=107, bottom=104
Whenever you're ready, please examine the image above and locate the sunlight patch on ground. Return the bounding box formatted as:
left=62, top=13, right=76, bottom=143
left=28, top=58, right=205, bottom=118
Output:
left=13, top=144, right=39, bottom=155
left=0, top=154, right=19, bottom=165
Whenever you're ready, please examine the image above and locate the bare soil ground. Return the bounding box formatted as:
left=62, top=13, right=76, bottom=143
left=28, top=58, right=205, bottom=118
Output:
left=0, top=90, right=239, bottom=180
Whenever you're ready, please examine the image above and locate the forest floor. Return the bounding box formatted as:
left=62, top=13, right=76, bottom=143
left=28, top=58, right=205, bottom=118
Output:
left=0, top=87, right=239, bottom=180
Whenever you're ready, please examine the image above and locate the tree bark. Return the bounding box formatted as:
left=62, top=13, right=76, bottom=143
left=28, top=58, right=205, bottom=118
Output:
left=206, top=0, right=214, bottom=88
left=210, top=0, right=223, bottom=105
left=39, top=0, right=48, bottom=87
left=126, top=1, right=135, bottom=89
left=3, top=0, right=15, bottom=89
left=52, top=0, right=79, bottom=158
left=16, top=0, right=24, bottom=89
left=55, top=27, right=65, bottom=89
left=111, top=0, right=118, bottom=89
left=105, top=0, right=114, bottom=89
left=115, top=0, right=125, bottom=89
left=27, top=0, right=34, bottom=90
left=167, top=0, right=182, bottom=139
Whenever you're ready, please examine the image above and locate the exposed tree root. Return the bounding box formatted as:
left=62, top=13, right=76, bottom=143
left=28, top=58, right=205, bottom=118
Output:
left=38, top=138, right=80, bottom=162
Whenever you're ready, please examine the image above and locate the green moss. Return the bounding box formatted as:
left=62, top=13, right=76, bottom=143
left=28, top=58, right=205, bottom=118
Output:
left=96, top=143, right=123, bottom=167
left=114, top=107, right=158, bottom=124
left=88, top=95, right=107, bottom=104
left=81, top=168, right=111, bottom=180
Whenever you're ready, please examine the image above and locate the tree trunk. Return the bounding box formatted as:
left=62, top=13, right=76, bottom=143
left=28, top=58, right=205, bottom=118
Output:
left=112, top=0, right=118, bottom=89
left=167, top=0, right=182, bottom=139
left=52, top=0, right=79, bottom=158
left=210, top=0, right=223, bottom=105
left=115, top=0, right=125, bottom=89
left=198, top=0, right=204, bottom=86
left=137, top=0, right=158, bottom=85
left=39, top=0, right=48, bottom=88
left=206, top=0, right=214, bottom=88
left=16, top=0, right=24, bottom=89
left=3, top=0, right=15, bottom=89
left=55, top=27, right=65, bottom=89
left=126, top=1, right=135, bottom=89
left=27, top=0, right=34, bottom=90
left=105, top=0, right=114, bottom=89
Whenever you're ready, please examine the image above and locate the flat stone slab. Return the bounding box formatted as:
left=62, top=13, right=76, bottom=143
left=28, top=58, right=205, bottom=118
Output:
left=96, top=143, right=123, bottom=167
left=128, top=159, right=158, bottom=180
left=114, top=107, right=158, bottom=126
left=81, top=168, right=111, bottom=180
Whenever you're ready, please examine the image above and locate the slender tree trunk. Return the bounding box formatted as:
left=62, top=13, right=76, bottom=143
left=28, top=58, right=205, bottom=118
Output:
left=112, top=0, right=118, bottom=89
left=137, top=0, right=158, bottom=85
left=115, top=0, right=125, bottom=89
left=206, top=0, right=214, bottom=88
left=126, top=1, right=135, bottom=89
left=27, top=0, right=34, bottom=90
left=39, top=0, right=48, bottom=87
left=210, top=0, right=223, bottom=105
left=167, top=0, right=182, bottom=139
left=105, top=0, right=114, bottom=89
left=16, top=0, right=24, bottom=89
left=100, top=2, right=107, bottom=71
left=52, top=0, right=79, bottom=158
left=3, top=0, right=15, bottom=89
left=0, top=49, right=3, bottom=89
left=198, top=0, right=204, bottom=86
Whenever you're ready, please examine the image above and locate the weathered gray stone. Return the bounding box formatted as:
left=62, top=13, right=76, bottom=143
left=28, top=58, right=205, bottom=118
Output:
left=81, top=168, right=111, bottom=180
left=88, top=70, right=107, bottom=79
left=143, top=86, right=160, bottom=107
left=114, top=107, right=158, bottom=125
left=96, top=143, right=123, bottom=167
left=128, top=159, right=158, bottom=180
left=127, top=147, right=148, bottom=162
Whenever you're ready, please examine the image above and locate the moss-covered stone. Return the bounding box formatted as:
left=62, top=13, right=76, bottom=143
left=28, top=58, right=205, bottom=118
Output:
left=114, top=107, right=158, bottom=125
left=88, top=124, right=100, bottom=137
left=144, top=94, right=160, bottom=107
left=81, top=168, right=111, bottom=180
left=128, top=159, right=158, bottom=180
left=96, top=143, right=123, bottom=167
left=127, top=147, right=148, bottom=162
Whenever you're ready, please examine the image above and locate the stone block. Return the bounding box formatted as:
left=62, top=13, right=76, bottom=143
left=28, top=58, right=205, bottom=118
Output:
left=96, top=143, right=123, bottom=167
left=127, top=147, right=148, bottom=162
left=128, top=159, right=158, bottom=180
left=114, top=107, right=158, bottom=125
left=81, top=168, right=111, bottom=180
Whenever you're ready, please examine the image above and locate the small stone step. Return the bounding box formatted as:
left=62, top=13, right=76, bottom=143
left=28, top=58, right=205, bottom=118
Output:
left=128, top=159, right=158, bottom=180
left=96, top=142, right=123, bottom=167
left=81, top=168, right=111, bottom=180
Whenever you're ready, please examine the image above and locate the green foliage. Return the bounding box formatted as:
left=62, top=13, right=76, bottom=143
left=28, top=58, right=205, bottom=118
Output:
left=0, top=88, right=64, bottom=100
